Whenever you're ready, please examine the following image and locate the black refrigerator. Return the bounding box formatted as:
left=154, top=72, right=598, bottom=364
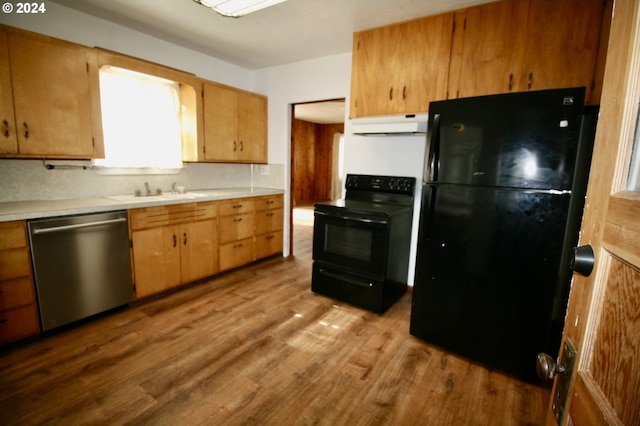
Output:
left=410, top=88, right=597, bottom=382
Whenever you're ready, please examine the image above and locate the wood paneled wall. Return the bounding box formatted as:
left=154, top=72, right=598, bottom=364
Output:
left=292, top=118, right=343, bottom=205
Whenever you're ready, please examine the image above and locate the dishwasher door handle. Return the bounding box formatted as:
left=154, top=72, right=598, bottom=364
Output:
left=32, top=217, right=127, bottom=235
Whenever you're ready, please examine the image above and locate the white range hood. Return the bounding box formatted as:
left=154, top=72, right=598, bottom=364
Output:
left=351, top=114, right=428, bottom=135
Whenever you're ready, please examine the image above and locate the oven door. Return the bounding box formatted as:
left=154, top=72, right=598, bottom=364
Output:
left=313, top=208, right=389, bottom=277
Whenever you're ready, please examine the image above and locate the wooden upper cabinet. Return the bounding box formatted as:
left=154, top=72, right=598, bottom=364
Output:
left=521, top=0, right=605, bottom=102
left=350, top=13, right=453, bottom=118
left=448, top=1, right=529, bottom=99
left=3, top=30, right=95, bottom=158
left=202, top=82, right=267, bottom=163
left=449, top=0, right=606, bottom=103
left=0, top=32, right=17, bottom=155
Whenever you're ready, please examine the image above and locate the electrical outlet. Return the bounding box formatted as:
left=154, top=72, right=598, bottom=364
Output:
left=260, top=165, right=270, bottom=175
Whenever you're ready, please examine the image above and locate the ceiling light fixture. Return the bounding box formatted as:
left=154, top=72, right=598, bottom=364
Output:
left=193, top=0, right=288, bottom=18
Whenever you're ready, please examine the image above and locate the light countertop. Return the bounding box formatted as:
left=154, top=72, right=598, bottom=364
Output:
left=0, top=187, right=284, bottom=222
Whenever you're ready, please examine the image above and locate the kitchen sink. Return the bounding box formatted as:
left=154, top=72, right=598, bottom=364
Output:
left=104, top=192, right=209, bottom=202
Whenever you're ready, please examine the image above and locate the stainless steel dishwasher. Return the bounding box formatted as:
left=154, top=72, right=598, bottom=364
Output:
left=28, top=211, right=134, bottom=331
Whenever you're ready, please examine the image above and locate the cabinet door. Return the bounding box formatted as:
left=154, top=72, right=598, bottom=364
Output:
left=219, top=213, right=255, bottom=244
left=350, top=13, right=453, bottom=117
left=255, top=208, right=283, bottom=235
left=255, top=231, right=283, bottom=260
left=220, top=238, right=254, bottom=271
left=0, top=304, right=39, bottom=345
left=394, top=13, right=453, bottom=114
left=8, top=34, right=94, bottom=157
left=203, top=82, right=237, bottom=161
left=179, top=219, right=218, bottom=283
left=350, top=25, right=401, bottom=117
left=132, top=225, right=181, bottom=298
left=237, top=90, right=267, bottom=163
left=448, top=1, right=529, bottom=99
left=521, top=0, right=604, bottom=100
left=0, top=32, right=17, bottom=154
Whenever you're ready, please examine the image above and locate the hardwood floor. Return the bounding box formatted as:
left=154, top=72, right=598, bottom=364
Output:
left=0, top=211, right=550, bottom=425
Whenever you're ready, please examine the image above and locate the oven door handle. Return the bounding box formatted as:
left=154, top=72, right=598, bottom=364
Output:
left=318, top=268, right=374, bottom=288
left=314, top=210, right=388, bottom=225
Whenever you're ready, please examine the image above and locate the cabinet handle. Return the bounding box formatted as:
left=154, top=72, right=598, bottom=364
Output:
left=389, top=87, right=393, bottom=101
left=233, top=141, right=237, bottom=152
left=173, top=234, right=177, bottom=247
left=527, top=72, right=534, bottom=90
left=508, top=73, right=514, bottom=92
left=402, top=86, right=406, bottom=100
left=266, top=212, right=274, bottom=217
left=23, top=122, right=29, bottom=139
left=2, top=119, right=8, bottom=138
left=233, top=217, right=243, bottom=222
left=266, top=235, right=274, bottom=240
left=267, top=200, right=274, bottom=205
left=183, top=232, right=187, bottom=245
left=240, top=141, right=244, bottom=152
left=233, top=204, right=243, bottom=209
left=235, top=243, right=243, bottom=248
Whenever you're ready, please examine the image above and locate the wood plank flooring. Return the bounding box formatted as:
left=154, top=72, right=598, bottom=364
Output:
left=0, top=209, right=550, bottom=425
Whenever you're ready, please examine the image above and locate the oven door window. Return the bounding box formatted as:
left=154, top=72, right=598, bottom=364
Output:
left=313, top=212, right=389, bottom=277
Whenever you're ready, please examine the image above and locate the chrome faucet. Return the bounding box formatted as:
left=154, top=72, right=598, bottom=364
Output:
left=144, top=182, right=152, bottom=196
left=172, top=182, right=178, bottom=194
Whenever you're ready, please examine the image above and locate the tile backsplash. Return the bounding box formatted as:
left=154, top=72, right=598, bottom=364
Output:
left=0, top=159, right=284, bottom=202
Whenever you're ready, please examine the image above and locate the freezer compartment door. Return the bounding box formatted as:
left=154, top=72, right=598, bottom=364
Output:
left=411, top=184, right=572, bottom=381
left=427, top=87, right=586, bottom=190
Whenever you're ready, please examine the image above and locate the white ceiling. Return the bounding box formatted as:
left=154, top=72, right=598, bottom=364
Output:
left=50, top=0, right=495, bottom=70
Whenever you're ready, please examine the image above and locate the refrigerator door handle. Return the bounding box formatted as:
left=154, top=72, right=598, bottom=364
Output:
left=426, top=113, right=441, bottom=183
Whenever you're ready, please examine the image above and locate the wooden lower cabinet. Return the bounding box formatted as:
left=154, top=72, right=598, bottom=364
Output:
left=254, top=195, right=284, bottom=260
left=0, top=220, right=39, bottom=345
left=129, top=202, right=218, bottom=299
left=218, top=198, right=255, bottom=272
left=220, top=238, right=255, bottom=271
left=130, top=195, right=283, bottom=298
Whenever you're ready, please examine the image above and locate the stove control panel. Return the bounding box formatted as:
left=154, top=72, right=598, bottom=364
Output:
left=346, top=174, right=415, bottom=194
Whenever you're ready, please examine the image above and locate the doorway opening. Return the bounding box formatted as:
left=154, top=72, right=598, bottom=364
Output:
left=290, top=98, right=345, bottom=256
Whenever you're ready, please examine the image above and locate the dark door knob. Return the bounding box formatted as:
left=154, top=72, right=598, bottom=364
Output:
left=536, top=352, right=566, bottom=382
left=570, top=244, right=594, bottom=277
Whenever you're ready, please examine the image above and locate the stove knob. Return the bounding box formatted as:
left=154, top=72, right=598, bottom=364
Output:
left=389, top=178, right=397, bottom=189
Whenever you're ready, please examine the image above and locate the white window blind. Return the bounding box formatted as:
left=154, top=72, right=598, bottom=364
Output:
left=94, top=66, right=183, bottom=170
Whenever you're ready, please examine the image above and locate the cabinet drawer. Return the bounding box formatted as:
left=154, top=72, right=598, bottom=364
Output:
left=255, top=195, right=283, bottom=211
left=0, top=304, right=39, bottom=345
left=0, top=248, right=31, bottom=281
left=0, top=276, right=35, bottom=311
left=219, top=213, right=255, bottom=244
left=255, top=231, right=283, bottom=260
left=220, top=238, right=254, bottom=271
left=0, top=221, right=27, bottom=250
left=219, top=199, right=255, bottom=216
left=130, top=201, right=216, bottom=230
left=255, top=208, right=283, bottom=235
